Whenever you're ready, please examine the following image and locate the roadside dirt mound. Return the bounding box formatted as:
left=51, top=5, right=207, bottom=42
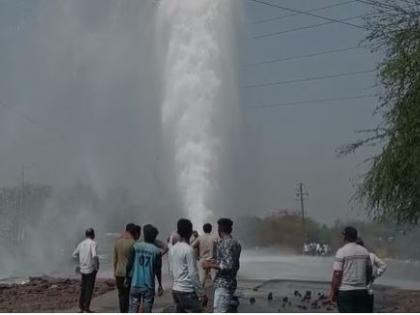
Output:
left=0, top=276, right=115, bottom=312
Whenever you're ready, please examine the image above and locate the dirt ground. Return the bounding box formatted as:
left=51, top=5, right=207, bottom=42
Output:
left=1, top=277, right=420, bottom=313
left=0, top=276, right=115, bottom=313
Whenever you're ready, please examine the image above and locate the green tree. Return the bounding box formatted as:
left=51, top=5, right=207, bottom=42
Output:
left=340, top=1, right=420, bottom=223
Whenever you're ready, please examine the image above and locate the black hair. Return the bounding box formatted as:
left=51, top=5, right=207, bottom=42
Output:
left=85, top=228, right=95, bottom=239
left=203, top=223, right=212, bottom=234
left=143, top=224, right=159, bottom=243
left=217, top=218, right=233, bottom=234
left=356, top=238, right=365, bottom=247
left=125, top=223, right=136, bottom=235
left=177, top=218, right=193, bottom=240
left=343, top=226, right=358, bottom=242
left=133, top=225, right=141, bottom=240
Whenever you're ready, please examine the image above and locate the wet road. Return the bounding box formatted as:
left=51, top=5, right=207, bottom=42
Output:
left=239, top=248, right=420, bottom=290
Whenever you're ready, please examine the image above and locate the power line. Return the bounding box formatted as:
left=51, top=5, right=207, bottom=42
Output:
left=252, top=0, right=356, bottom=25
left=247, top=94, right=376, bottom=109
left=248, top=0, right=369, bottom=30
left=242, top=69, right=376, bottom=89
left=245, top=46, right=364, bottom=67
left=252, top=13, right=367, bottom=40
left=354, top=0, right=411, bottom=11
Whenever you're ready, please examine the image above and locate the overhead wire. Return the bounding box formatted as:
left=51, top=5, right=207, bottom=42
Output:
left=247, top=94, right=377, bottom=109
left=252, top=0, right=357, bottom=25
left=242, top=69, right=376, bottom=89
left=248, top=0, right=369, bottom=30
left=354, top=0, right=415, bottom=11
left=244, top=46, right=365, bottom=67
left=252, top=13, right=367, bottom=40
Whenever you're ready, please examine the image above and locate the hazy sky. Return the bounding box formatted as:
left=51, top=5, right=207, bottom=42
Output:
left=0, top=0, right=384, bottom=225
left=240, top=0, right=383, bottom=223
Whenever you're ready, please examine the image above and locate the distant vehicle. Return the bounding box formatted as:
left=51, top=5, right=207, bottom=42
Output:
left=303, top=242, right=331, bottom=257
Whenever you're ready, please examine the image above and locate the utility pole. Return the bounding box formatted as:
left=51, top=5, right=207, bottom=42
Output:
left=18, top=165, right=25, bottom=242
left=296, top=183, right=308, bottom=247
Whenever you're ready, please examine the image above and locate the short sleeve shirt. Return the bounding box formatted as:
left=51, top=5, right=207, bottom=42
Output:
left=73, top=238, right=97, bottom=274
left=333, top=242, right=371, bottom=291
left=195, top=234, right=217, bottom=260
left=131, top=242, right=162, bottom=290
left=214, top=238, right=241, bottom=292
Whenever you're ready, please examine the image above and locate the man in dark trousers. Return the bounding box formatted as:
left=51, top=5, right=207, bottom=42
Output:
left=113, top=223, right=138, bottom=313
left=73, top=228, right=99, bottom=313
left=329, top=226, right=373, bottom=313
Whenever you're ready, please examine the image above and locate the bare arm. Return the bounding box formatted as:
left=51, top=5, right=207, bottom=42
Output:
left=330, top=270, right=343, bottom=302
left=154, top=239, right=169, bottom=256
left=155, top=253, right=163, bottom=294
left=113, top=244, right=118, bottom=276
left=330, top=250, right=344, bottom=301
left=191, top=238, right=199, bottom=249
left=125, top=246, right=135, bottom=280
left=186, top=248, right=204, bottom=298
left=72, top=245, right=79, bottom=259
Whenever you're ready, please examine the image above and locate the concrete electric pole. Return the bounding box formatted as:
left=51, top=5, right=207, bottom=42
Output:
left=296, top=182, right=309, bottom=245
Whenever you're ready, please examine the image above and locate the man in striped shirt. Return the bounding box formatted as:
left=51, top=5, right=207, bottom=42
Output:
left=329, top=226, right=373, bottom=313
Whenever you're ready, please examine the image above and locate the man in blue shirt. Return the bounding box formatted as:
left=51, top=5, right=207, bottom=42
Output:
left=126, top=224, right=163, bottom=313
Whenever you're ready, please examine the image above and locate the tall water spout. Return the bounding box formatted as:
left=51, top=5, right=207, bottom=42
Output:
left=157, top=0, right=239, bottom=228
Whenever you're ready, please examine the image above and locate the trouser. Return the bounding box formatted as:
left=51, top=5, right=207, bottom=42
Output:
left=129, top=287, right=155, bottom=313
left=116, top=276, right=131, bottom=313
left=337, top=290, right=371, bottom=313
left=172, top=290, right=202, bottom=313
left=213, top=287, right=239, bottom=313
left=368, top=293, right=374, bottom=312
left=198, top=259, right=217, bottom=287
left=79, top=271, right=97, bottom=311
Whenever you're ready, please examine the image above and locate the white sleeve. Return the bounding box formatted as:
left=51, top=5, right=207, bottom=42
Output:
left=372, top=254, right=387, bottom=277
left=333, top=249, right=344, bottom=271
left=91, top=242, right=97, bottom=258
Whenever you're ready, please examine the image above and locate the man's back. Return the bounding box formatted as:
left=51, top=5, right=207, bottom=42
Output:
left=194, top=234, right=216, bottom=260
left=131, top=241, right=161, bottom=290
left=114, top=235, right=135, bottom=277
left=170, top=242, right=200, bottom=293
left=334, top=242, right=370, bottom=291
left=214, top=237, right=241, bottom=292
left=75, top=238, right=97, bottom=274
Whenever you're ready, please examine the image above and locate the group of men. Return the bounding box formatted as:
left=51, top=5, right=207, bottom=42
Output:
left=72, top=217, right=241, bottom=313
left=72, top=221, right=386, bottom=313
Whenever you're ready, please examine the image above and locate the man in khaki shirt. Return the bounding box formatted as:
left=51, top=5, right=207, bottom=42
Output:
left=113, top=223, right=139, bottom=313
left=192, top=223, right=217, bottom=287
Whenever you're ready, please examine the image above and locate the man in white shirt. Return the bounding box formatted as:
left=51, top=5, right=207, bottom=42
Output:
left=73, top=228, right=99, bottom=313
left=169, top=219, right=207, bottom=312
left=192, top=223, right=217, bottom=287
left=329, top=226, right=372, bottom=313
